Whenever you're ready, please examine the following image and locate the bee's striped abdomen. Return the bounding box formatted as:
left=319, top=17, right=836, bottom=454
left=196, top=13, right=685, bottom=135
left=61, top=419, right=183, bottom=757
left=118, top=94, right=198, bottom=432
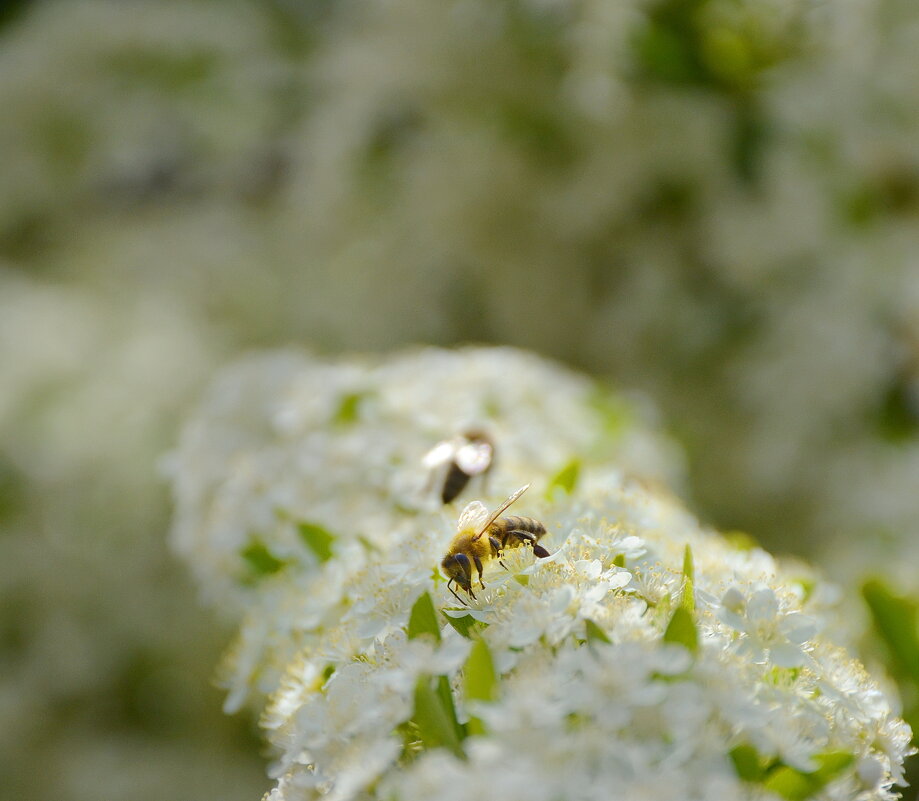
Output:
left=490, top=516, right=546, bottom=551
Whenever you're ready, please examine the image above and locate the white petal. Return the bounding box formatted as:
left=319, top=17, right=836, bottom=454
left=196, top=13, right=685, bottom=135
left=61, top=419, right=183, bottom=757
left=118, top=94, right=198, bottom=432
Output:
left=779, top=612, right=817, bottom=644
left=455, top=441, right=493, bottom=475
left=770, top=642, right=806, bottom=668
left=746, top=588, right=778, bottom=621
left=721, top=586, right=746, bottom=613
left=574, top=559, right=602, bottom=580
left=605, top=569, right=632, bottom=589
left=422, top=439, right=455, bottom=468
left=717, top=607, right=746, bottom=631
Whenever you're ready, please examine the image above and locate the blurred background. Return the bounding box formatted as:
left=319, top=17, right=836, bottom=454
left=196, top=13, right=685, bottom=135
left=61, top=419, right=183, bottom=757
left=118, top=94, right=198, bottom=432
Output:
left=2, top=0, right=919, bottom=798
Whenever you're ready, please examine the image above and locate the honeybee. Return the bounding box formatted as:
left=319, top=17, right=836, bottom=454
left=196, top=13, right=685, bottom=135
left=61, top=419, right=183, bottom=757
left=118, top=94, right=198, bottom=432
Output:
left=441, top=484, right=550, bottom=604
left=422, top=428, right=494, bottom=504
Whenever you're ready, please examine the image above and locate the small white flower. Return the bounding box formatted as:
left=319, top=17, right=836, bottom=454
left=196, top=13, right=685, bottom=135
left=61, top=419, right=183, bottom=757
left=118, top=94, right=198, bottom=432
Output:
left=718, top=586, right=818, bottom=667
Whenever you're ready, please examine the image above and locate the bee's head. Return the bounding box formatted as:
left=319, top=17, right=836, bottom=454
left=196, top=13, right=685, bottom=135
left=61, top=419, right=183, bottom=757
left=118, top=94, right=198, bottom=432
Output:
left=441, top=553, right=472, bottom=592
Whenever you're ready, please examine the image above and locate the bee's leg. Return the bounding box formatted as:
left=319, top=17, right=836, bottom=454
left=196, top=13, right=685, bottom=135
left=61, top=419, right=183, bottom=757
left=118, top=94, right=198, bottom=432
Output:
left=447, top=579, right=469, bottom=607
left=472, top=554, right=486, bottom=589
left=508, top=530, right=551, bottom=559
left=488, top=536, right=507, bottom=570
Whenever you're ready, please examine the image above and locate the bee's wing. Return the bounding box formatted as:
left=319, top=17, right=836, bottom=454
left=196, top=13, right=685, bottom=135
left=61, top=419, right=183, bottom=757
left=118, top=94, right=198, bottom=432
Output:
left=457, top=500, right=489, bottom=533
left=422, top=439, right=456, bottom=468
left=455, top=441, right=493, bottom=475
left=471, top=483, right=530, bottom=541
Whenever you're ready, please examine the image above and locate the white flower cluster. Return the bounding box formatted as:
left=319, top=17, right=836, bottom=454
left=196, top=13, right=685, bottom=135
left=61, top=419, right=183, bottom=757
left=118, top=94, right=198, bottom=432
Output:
left=169, top=349, right=912, bottom=801
left=169, top=347, right=681, bottom=702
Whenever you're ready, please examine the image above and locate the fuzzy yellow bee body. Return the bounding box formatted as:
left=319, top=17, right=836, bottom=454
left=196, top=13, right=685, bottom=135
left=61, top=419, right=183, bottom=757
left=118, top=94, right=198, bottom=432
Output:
left=440, top=484, right=550, bottom=603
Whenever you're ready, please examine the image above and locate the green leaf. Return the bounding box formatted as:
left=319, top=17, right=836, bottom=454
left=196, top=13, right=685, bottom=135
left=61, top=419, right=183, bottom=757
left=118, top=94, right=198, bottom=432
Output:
left=412, top=675, right=465, bottom=758
left=513, top=574, right=529, bottom=587
left=584, top=618, right=612, bottom=645
left=729, top=744, right=768, bottom=782
left=862, top=579, right=919, bottom=678
left=408, top=592, right=441, bottom=643
left=444, top=613, right=478, bottom=639
left=546, top=459, right=581, bottom=497
left=663, top=606, right=698, bottom=653
left=464, top=638, right=497, bottom=736
left=297, top=521, right=336, bottom=563
left=333, top=391, right=366, bottom=425
left=240, top=539, right=288, bottom=577
left=437, top=674, right=464, bottom=743
left=763, top=767, right=813, bottom=801
left=612, top=553, right=626, bottom=568
left=464, top=638, right=498, bottom=703
left=762, top=752, right=854, bottom=801
left=682, top=543, right=694, bottom=583
left=680, top=544, right=695, bottom=613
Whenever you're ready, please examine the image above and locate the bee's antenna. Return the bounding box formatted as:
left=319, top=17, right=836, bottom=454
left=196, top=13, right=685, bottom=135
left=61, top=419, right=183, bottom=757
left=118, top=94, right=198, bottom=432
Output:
left=471, top=483, right=530, bottom=542
left=447, top=579, right=467, bottom=607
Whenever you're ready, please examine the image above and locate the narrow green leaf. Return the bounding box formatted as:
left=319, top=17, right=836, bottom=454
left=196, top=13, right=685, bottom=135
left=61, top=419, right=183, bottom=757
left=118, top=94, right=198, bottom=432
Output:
left=612, top=553, right=626, bottom=568
left=546, top=459, right=581, bottom=497
left=297, top=521, right=336, bottom=563
left=862, top=579, right=919, bottom=678
left=585, top=618, right=612, bottom=645
left=412, top=675, right=464, bottom=758
left=444, top=613, right=478, bottom=639
left=663, top=606, right=698, bottom=652
left=464, top=638, right=498, bottom=702
left=464, top=638, right=497, bottom=737
left=436, top=674, right=463, bottom=743
left=408, top=592, right=441, bottom=642
left=680, top=544, right=695, bottom=613
left=240, top=539, right=288, bottom=577
left=682, top=543, right=694, bottom=583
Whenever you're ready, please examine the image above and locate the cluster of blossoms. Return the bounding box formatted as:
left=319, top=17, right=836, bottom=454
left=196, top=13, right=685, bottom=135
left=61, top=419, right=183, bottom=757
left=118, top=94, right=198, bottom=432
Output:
left=170, top=349, right=912, bottom=801
left=169, top=346, right=681, bottom=703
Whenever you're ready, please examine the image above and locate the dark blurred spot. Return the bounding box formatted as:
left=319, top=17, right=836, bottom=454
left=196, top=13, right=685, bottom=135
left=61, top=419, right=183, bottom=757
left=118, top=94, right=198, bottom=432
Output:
left=844, top=167, right=919, bottom=227
left=876, top=371, right=919, bottom=442
left=239, top=147, right=290, bottom=206
left=497, top=101, right=576, bottom=169
left=0, top=209, right=54, bottom=261
left=633, top=0, right=711, bottom=87
left=36, top=109, right=92, bottom=179
left=265, top=0, right=337, bottom=56
left=102, top=48, right=219, bottom=92
left=0, top=0, right=31, bottom=31
left=640, top=178, right=696, bottom=221
left=0, top=453, right=26, bottom=520
left=731, top=100, right=768, bottom=185
left=360, top=105, right=424, bottom=183
left=115, top=649, right=183, bottom=733
left=0, top=593, right=30, bottom=661
left=504, top=0, right=571, bottom=79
